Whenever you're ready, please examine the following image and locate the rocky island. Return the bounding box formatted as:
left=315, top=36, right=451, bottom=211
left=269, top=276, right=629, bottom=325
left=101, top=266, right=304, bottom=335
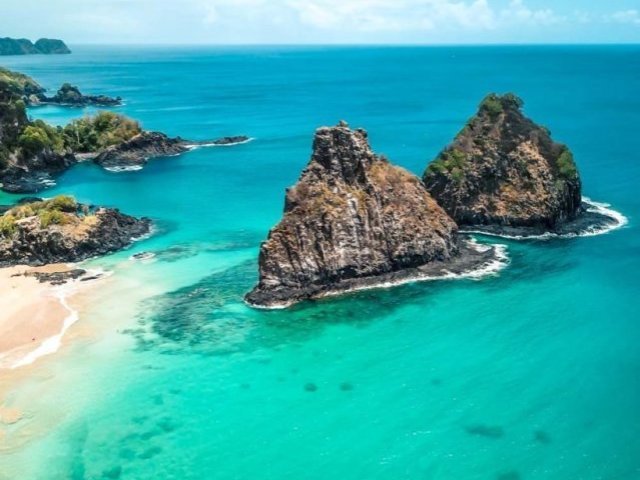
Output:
left=423, top=93, right=618, bottom=237
left=0, top=74, right=250, bottom=191
left=0, top=195, right=150, bottom=267
left=0, top=37, right=70, bottom=56
left=245, top=122, right=501, bottom=308
left=28, top=83, right=122, bottom=107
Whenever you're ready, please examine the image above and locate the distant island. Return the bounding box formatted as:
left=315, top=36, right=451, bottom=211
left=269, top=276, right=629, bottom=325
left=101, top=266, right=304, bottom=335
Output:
left=0, top=37, right=70, bottom=55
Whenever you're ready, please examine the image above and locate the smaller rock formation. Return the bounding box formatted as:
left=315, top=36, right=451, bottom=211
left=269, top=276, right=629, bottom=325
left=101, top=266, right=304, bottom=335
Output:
left=29, top=83, right=122, bottom=107
left=423, top=93, right=616, bottom=237
left=0, top=37, right=70, bottom=56
left=0, top=196, right=150, bottom=267
left=93, top=132, right=189, bottom=169
left=246, top=121, right=499, bottom=308
left=206, top=136, right=251, bottom=146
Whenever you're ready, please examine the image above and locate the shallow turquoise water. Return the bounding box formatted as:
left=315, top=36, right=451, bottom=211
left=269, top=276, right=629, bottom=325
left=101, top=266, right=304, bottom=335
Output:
left=0, top=46, right=639, bottom=479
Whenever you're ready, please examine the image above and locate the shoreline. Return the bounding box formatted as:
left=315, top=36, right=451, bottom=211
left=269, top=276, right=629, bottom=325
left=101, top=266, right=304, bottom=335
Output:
left=0, top=265, right=103, bottom=371
left=246, top=238, right=509, bottom=310
left=459, top=198, right=627, bottom=241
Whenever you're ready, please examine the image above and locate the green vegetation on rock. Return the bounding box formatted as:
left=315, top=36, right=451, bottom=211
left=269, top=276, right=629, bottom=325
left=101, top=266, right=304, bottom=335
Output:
left=0, top=67, right=43, bottom=96
left=62, top=111, right=142, bottom=153
left=0, top=195, right=79, bottom=236
left=428, top=148, right=468, bottom=182
left=557, top=147, right=577, bottom=180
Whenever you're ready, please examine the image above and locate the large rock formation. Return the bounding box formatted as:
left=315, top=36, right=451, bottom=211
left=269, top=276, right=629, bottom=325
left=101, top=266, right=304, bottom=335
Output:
left=0, top=37, right=70, bottom=55
left=0, top=196, right=150, bottom=267
left=423, top=94, right=586, bottom=236
left=246, top=122, right=497, bottom=308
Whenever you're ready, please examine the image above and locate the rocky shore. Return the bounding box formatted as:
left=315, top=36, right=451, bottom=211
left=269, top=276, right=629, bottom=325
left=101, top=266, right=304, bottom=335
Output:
left=245, top=122, right=502, bottom=308
left=0, top=196, right=151, bottom=267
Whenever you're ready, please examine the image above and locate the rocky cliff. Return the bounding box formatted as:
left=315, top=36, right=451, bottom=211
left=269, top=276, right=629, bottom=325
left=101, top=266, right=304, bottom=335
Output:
left=423, top=94, right=585, bottom=236
left=0, top=196, right=150, bottom=267
left=246, top=122, right=497, bottom=308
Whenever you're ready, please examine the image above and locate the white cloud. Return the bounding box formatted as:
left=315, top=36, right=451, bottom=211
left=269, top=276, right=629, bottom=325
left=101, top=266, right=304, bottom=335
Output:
left=500, top=0, right=562, bottom=26
left=284, top=0, right=496, bottom=32
left=608, top=9, right=640, bottom=25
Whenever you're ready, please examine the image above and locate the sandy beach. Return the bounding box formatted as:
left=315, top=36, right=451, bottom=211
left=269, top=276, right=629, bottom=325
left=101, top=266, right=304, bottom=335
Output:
left=0, top=265, right=83, bottom=371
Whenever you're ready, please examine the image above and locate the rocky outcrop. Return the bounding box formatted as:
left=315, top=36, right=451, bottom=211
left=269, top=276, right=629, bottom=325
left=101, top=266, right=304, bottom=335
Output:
left=29, top=83, right=122, bottom=107
left=423, top=94, right=589, bottom=236
left=0, top=37, right=70, bottom=55
left=93, top=132, right=252, bottom=170
left=93, top=132, right=189, bottom=169
left=0, top=196, right=150, bottom=267
left=246, top=121, right=498, bottom=308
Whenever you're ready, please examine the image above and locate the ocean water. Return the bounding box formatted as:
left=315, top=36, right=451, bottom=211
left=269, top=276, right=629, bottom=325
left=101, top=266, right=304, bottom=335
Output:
left=0, top=45, right=639, bottom=479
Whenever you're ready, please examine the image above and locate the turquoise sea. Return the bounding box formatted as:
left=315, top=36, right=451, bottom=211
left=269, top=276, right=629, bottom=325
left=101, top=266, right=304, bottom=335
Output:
left=0, top=46, right=638, bottom=479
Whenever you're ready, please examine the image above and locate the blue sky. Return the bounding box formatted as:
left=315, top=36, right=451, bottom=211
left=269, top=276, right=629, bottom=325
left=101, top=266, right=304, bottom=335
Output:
left=3, top=0, right=640, bottom=44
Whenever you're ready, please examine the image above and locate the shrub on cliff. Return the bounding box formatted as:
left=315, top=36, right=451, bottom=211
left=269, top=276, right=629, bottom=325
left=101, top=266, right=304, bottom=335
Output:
left=17, top=120, right=66, bottom=158
left=62, top=111, right=141, bottom=152
left=557, top=148, right=577, bottom=180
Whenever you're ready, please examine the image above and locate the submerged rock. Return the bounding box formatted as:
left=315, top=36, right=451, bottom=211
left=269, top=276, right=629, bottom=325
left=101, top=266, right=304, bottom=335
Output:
left=423, top=94, right=589, bottom=236
left=0, top=196, right=151, bottom=267
left=94, top=131, right=189, bottom=169
left=246, top=122, right=498, bottom=308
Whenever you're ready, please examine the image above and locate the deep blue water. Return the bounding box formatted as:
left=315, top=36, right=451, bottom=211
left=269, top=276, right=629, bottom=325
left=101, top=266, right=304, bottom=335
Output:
left=0, top=45, right=638, bottom=479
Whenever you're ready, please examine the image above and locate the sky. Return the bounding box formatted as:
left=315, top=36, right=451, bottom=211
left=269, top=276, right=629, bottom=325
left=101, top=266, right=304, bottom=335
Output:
left=2, top=0, right=640, bottom=45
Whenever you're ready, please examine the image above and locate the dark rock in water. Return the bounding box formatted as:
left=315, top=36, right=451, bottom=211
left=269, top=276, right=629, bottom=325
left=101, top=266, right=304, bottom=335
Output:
left=101, top=466, right=123, bottom=479
left=465, top=424, right=505, bottom=439
left=0, top=196, right=151, bottom=267
left=210, top=135, right=250, bottom=145
left=304, top=383, right=318, bottom=392
left=94, top=131, right=188, bottom=169
left=246, top=121, right=499, bottom=308
left=424, top=93, right=587, bottom=236
left=13, top=268, right=87, bottom=285
left=496, top=471, right=521, bottom=480
left=31, top=83, right=121, bottom=107
left=339, top=382, right=354, bottom=391
left=534, top=429, right=551, bottom=444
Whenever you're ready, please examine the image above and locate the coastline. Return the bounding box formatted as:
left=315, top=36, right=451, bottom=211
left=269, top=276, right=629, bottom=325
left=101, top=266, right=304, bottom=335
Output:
left=0, top=265, right=101, bottom=371
left=246, top=238, right=509, bottom=310
left=459, top=198, right=627, bottom=241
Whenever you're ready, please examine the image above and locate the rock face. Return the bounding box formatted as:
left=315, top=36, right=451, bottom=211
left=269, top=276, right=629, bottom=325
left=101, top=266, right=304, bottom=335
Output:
left=0, top=197, right=150, bottom=267
left=31, top=83, right=122, bottom=107
left=0, top=86, right=76, bottom=193
left=0, top=37, right=70, bottom=55
left=246, top=122, right=496, bottom=308
left=423, top=94, right=582, bottom=235
left=93, top=132, right=189, bottom=169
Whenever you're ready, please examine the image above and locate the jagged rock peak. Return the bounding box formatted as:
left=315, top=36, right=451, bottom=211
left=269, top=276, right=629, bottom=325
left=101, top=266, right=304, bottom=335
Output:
left=423, top=93, right=582, bottom=234
left=246, top=122, right=467, bottom=308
